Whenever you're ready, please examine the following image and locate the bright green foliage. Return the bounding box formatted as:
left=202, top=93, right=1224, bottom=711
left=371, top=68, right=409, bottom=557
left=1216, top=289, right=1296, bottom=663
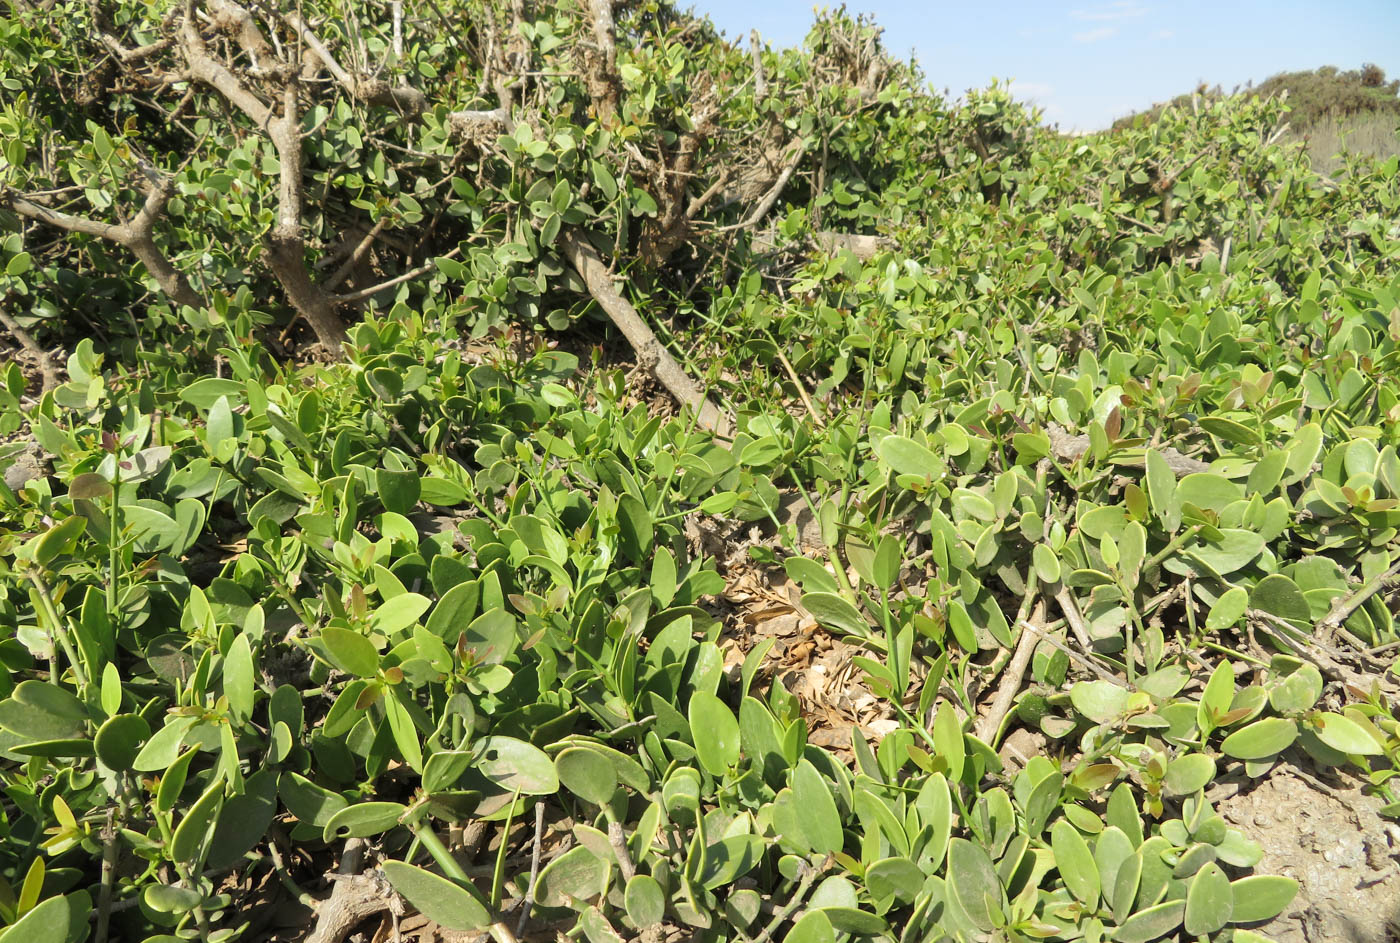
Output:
left=1, top=0, right=1398, bottom=941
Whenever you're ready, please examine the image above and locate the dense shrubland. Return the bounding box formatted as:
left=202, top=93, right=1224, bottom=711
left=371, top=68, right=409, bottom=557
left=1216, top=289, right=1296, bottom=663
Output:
left=1113, top=64, right=1400, bottom=173
left=1, top=2, right=1399, bottom=943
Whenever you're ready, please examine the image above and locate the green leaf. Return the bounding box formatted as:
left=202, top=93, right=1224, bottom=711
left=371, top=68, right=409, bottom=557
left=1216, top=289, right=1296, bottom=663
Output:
left=320, top=627, right=380, bottom=677
left=947, top=838, right=1001, bottom=931
left=1187, top=529, right=1265, bottom=575
left=385, top=693, right=423, bottom=772
left=1033, top=542, right=1062, bottom=583
left=821, top=907, right=887, bottom=935
left=376, top=468, right=421, bottom=515
left=372, top=593, right=432, bottom=633
left=579, top=906, right=625, bottom=943
left=932, top=702, right=965, bottom=782
left=1163, top=753, right=1215, bottom=796
left=2, top=892, right=85, bottom=943
left=801, top=592, right=870, bottom=637
left=280, top=771, right=348, bottom=826
left=624, top=874, right=665, bottom=927
left=1311, top=712, right=1384, bottom=755
left=222, top=633, right=254, bottom=724
left=1176, top=473, right=1241, bottom=513
left=0, top=681, right=88, bottom=741
left=68, top=472, right=112, bottom=501
left=616, top=493, right=653, bottom=564
left=1052, top=819, right=1100, bottom=909
left=1112, top=899, right=1184, bottom=942
left=793, top=759, right=843, bottom=855
left=208, top=771, right=278, bottom=869
left=132, top=716, right=198, bottom=772
left=1145, top=449, right=1177, bottom=526
left=171, top=778, right=224, bottom=864
left=1221, top=717, right=1298, bottom=760
left=6, top=251, right=33, bottom=276
left=474, top=736, right=558, bottom=795
left=94, top=713, right=150, bottom=771
left=555, top=747, right=618, bottom=806
left=33, top=515, right=85, bottom=565
left=180, top=378, right=244, bottom=409
left=1205, top=586, right=1248, bottom=630
left=535, top=845, right=609, bottom=907
left=142, top=884, right=204, bottom=914
left=1250, top=574, right=1310, bottom=623
left=688, top=691, right=740, bottom=776
left=1198, top=659, right=1235, bottom=732
left=865, top=856, right=923, bottom=903
left=698, top=834, right=764, bottom=889
left=425, top=580, right=481, bottom=638
left=784, top=909, right=835, bottom=943
left=1183, top=862, right=1232, bottom=936
left=461, top=608, right=518, bottom=664
left=917, top=773, right=952, bottom=865
left=877, top=435, right=942, bottom=479
left=1070, top=680, right=1130, bottom=724
left=322, top=802, right=406, bottom=841
left=1228, top=874, right=1298, bottom=922
left=1270, top=664, right=1323, bottom=714
left=381, top=861, right=491, bottom=931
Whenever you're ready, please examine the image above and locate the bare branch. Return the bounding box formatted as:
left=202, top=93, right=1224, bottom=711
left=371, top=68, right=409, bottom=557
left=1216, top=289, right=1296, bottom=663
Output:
left=714, top=140, right=808, bottom=233
left=0, top=310, right=60, bottom=393
left=560, top=229, right=727, bottom=435
left=287, top=13, right=428, bottom=113
left=206, top=0, right=276, bottom=76
left=976, top=599, right=1045, bottom=744
left=264, top=80, right=348, bottom=348
left=4, top=181, right=204, bottom=310
left=178, top=0, right=272, bottom=125
left=329, top=247, right=460, bottom=305
left=583, top=0, right=620, bottom=121
left=750, top=30, right=767, bottom=100
left=5, top=192, right=126, bottom=242
left=323, top=218, right=390, bottom=291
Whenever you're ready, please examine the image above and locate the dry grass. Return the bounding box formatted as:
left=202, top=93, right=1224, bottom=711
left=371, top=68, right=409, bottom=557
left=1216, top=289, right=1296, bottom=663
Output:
left=1293, top=112, right=1400, bottom=175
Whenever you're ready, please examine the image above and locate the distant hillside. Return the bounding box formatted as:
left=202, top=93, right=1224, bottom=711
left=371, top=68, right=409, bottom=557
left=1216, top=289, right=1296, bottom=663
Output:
left=1112, top=65, right=1400, bottom=173
left=1113, top=64, right=1400, bottom=132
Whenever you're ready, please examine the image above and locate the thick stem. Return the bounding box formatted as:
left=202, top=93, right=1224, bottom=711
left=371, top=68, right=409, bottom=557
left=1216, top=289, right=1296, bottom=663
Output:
left=975, top=595, right=1043, bottom=745
left=5, top=186, right=204, bottom=312
left=559, top=229, right=727, bottom=435
left=584, top=0, right=620, bottom=121
left=0, top=309, right=60, bottom=392
left=266, top=84, right=348, bottom=349
left=29, top=570, right=89, bottom=691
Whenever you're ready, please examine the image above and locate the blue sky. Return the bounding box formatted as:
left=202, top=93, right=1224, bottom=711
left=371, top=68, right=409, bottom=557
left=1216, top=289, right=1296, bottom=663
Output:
left=689, top=0, right=1400, bottom=131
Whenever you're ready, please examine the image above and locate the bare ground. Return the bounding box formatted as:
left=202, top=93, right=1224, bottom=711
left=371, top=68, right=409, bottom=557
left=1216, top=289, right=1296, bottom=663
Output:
left=1218, top=766, right=1400, bottom=943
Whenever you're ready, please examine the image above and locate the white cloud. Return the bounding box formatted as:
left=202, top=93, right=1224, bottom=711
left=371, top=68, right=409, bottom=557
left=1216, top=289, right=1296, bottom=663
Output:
left=1153, top=28, right=1175, bottom=39
left=1071, top=1, right=1147, bottom=21
left=1073, top=26, right=1118, bottom=43
left=1010, top=80, right=1055, bottom=102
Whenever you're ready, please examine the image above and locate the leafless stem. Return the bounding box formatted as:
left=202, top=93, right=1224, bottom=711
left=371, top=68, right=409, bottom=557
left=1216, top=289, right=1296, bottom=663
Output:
left=606, top=819, right=636, bottom=882
left=94, top=809, right=118, bottom=943
left=750, top=30, right=767, bottom=100
left=976, top=599, right=1045, bottom=744
left=0, top=309, right=60, bottom=392
left=514, top=801, right=545, bottom=937
left=1054, top=586, right=1095, bottom=650
left=1318, top=559, right=1400, bottom=641
left=330, top=247, right=460, bottom=304
left=560, top=228, right=728, bottom=435
left=714, top=141, right=807, bottom=233
left=324, top=218, right=390, bottom=291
